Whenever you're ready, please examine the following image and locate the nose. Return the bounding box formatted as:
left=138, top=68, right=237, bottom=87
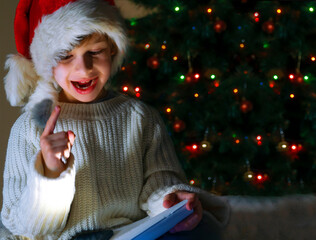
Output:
left=74, top=54, right=93, bottom=74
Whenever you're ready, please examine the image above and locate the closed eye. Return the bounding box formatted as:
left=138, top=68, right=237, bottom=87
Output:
left=89, top=49, right=105, bottom=56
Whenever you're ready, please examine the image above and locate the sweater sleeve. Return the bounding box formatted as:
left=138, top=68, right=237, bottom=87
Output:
left=139, top=107, right=230, bottom=227
left=1, top=114, right=76, bottom=238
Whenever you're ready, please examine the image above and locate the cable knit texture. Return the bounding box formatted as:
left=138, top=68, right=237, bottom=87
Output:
left=1, top=93, right=229, bottom=240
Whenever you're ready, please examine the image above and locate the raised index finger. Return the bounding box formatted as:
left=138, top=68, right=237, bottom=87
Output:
left=42, top=106, right=61, bottom=136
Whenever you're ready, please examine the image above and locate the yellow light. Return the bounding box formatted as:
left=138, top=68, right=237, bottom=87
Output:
left=277, top=8, right=282, bottom=14
left=173, top=56, right=178, bottom=61
left=207, top=8, right=212, bottom=13
left=161, top=44, right=167, bottom=50
left=121, top=66, right=126, bottom=71
left=166, top=107, right=172, bottom=113
left=240, top=43, right=245, bottom=48
left=282, top=144, right=287, bottom=149
left=311, top=57, right=316, bottom=62
left=194, top=93, right=199, bottom=98
left=235, top=139, right=240, bottom=144
left=233, top=88, right=238, bottom=94
left=247, top=174, right=253, bottom=179
left=290, top=94, right=295, bottom=98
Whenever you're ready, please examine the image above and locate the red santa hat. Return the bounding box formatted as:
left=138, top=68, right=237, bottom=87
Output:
left=4, top=0, right=127, bottom=125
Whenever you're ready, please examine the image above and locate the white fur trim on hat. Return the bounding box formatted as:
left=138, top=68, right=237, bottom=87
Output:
left=4, top=54, right=39, bottom=107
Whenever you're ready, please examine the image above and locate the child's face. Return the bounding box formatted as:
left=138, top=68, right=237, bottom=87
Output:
left=53, top=34, right=114, bottom=103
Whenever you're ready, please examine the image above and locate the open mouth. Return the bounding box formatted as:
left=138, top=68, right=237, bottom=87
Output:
left=71, top=77, right=98, bottom=93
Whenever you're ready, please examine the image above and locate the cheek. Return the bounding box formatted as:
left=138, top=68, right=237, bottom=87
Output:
left=53, top=66, right=68, bottom=86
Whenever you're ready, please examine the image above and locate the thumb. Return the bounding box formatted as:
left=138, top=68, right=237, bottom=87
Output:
left=163, top=193, right=177, bottom=208
left=68, top=130, right=76, bottom=146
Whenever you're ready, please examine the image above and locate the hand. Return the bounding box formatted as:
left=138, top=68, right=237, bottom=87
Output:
left=163, top=191, right=203, bottom=233
left=40, top=106, right=75, bottom=178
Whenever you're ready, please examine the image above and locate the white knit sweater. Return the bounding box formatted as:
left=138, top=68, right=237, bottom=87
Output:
left=1, top=93, right=230, bottom=240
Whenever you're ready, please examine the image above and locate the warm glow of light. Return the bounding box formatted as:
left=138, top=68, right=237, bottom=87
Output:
left=192, top=144, right=198, bottom=150
left=289, top=74, right=295, bottom=79
left=255, top=17, right=259, bottom=22
left=257, top=175, right=263, bottom=181
left=194, top=74, right=200, bottom=79
left=277, top=8, right=282, bottom=14
left=240, top=43, right=245, bottom=48
left=290, top=94, right=295, bottom=98
left=233, top=88, right=238, bottom=94
left=161, top=45, right=167, bottom=50
left=145, top=43, right=150, bottom=49
left=235, top=139, right=240, bottom=144
left=291, top=145, right=297, bottom=150
left=123, top=86, right=129, bottom=92
left=166, top=107, right=172, bottom=113
left=254, top=12, right=259, bottom=17
left=189, top=179, right=195, bottom=185
left=257, top=135, right=262, bottom=141
left=257, top=141, right=262, bottom=146
left=202, top=143, right=208, bottom=148
left=207, top=8, right=212, bottom=13
left=121, top=66, right=126, bottom=71
left=136, top=93, right=141, bottom=98
left=135, top=87, right=140, bottom=92
left=173, top=56, right=178, bottom=61
left=214, top=80, right=220, bottom=87
left=311, top=57, right=316, bottom=62
left=194, top=93, right=199, bottom=98
left=269, top=81, right=275, bottom=88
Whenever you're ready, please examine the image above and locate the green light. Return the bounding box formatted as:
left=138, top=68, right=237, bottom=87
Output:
left=210, top=74, right=216, bottom=79
left=273, top=75, right=278, bottom=80
left=180, top=75, right=185, bottom=80
left=263, top=43, right=269, bottom=48
left=175, top=6, right=180, bottom=12
left=130, top=18, right=137, bottom=26
left=232, top=134, right=237, bottom=138
left=304, top=76, right=309, bottom=81
left=309, top=7, right=314, bottom=12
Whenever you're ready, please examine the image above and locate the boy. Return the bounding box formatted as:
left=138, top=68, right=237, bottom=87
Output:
left=2, top=0, right=229, bottom=239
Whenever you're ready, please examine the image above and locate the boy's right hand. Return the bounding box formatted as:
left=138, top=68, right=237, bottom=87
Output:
left=40, top=106, right=75, bottom=178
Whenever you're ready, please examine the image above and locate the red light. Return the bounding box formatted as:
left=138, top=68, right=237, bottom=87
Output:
left=136, top=93, right=141, bottom=98
left=214, top=80, right=220, bottom=87
left=123, top=86, right=129, bottom=92
left=257, top=141, right=262, bottom=146
left=257, top=174, right=263, bottom=181
left=194, top=74, right=200, bottom=79
left=254, top=12, right=259, bottom=17
left=291, top=144, right=297, bottom=151
left=255, top=17, right=260, bottom=22
left=192, top=144, right=198, bottom=150
left=256, top=135, right=262, bottom=141
left=289, top=74, right=295, bottom=79
left=135, top=87, right=140, bottom=92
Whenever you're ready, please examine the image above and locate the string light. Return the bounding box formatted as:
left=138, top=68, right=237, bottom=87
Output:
left=135, top=87, right=140, bottom=92
left=289, top=74, right=295, bottom=80
left=144, top=43, right=150, bottom=50
left=233, top=88, right=238, bottom=94
left=207, top=8, right=212, bottom=14
left=276, top=8, right=282, bottom=14
left=304, top=76, right=309, bottom=82
left=192, top=144, right=198, bottom=150
left=290, top=93, right=295, bottom=98
left=254, top=12, right=259, bottom=17
left=173, top=56, right=178, bottom=61
left=214, top=80, right=220, bottom=87
left=256, top=135, right=262, bottom=141
left=309, top=7, right=314, bottom=12
left=210, top=74, right=216, bottom=79
left=122, top=86, right=129, bottom=92
left=194, top=93, right=199, bottom=98
left=189, top=179, right=195, bottom=185
left=166, top=107, right=172, bottom=113
left=273, top=75, right=279, bottom=80
left=135, top=93, right=141, bottom=98
left=175, top=6, right=180, bottom=12
left=161, top=44, right=167, bottom=50
left=240, top=43, right=245, bottom=48
left=269, top=81, right=275, bottom=88
left=235, top=139, right=240, bottom=144
left=194, top=73, right=200, bottom=79
left=311, top=56, right=316, bottom=62
left=257, top=174, right=263, bottom=181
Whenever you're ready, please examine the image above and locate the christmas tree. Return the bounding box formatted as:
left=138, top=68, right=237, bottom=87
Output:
left=113, top=0, right=316, bottom=196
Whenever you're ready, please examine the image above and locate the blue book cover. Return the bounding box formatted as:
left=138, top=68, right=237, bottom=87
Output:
left=111, top=200, right=194, bottom=240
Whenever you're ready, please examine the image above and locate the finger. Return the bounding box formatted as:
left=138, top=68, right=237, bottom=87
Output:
left=42, top=106, right=61, bottom=136
left=67, top=131, right=76, bottom=146
left=163, top=193, right=177, bottom=208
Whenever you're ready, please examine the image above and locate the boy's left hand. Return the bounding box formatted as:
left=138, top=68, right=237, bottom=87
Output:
left=163, top=191, right=202, bottom=233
